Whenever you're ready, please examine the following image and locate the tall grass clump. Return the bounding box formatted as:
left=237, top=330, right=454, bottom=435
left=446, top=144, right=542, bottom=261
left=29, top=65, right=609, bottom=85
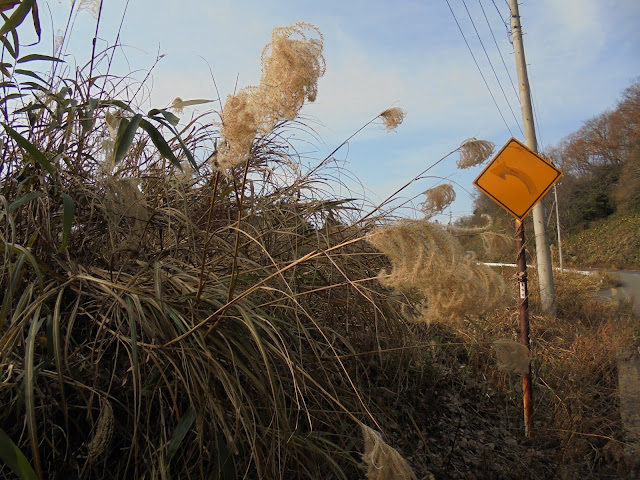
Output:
left=0, top=7, right=434, bottom=478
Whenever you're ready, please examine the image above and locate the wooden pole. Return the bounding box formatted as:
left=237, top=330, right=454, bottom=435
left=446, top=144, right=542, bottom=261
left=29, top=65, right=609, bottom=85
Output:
left=508, top=0, right=557, bottom=316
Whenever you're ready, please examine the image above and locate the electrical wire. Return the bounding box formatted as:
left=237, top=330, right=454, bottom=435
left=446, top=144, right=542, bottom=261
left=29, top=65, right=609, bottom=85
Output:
left=490, top=0, right=547, bottom=148
left=461, top=0, right=524, bottom=136
left=444, top=0, right=513, bottom=136
left=478, top=0, right=521, bottom=109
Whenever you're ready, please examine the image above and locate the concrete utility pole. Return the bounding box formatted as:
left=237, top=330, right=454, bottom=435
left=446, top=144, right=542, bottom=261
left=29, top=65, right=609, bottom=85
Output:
left=507, top=0, right=557, bottom=316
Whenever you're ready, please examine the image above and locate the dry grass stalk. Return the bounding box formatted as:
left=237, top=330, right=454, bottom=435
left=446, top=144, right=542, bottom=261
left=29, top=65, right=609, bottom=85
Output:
left=361, top=424, right=417, bottom=480
left=379, top=107, right=406, bottom=132
left=368, top=219, right=508, bottom=325
left=420, top=184, right=456, bottom=218
left=86, top=399, right=114, bottom=461
left=457, top=138, right=495, bottom=169
left=492, top=339, right=531, bottom=374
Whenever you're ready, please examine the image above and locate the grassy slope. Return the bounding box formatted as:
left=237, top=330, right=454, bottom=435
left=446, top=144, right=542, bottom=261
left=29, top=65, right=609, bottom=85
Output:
left=562, top=209, right=640, bottom=270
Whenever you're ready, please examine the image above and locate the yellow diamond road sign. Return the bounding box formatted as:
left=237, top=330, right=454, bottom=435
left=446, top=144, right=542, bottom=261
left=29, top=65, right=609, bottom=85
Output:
left=473, top=137, right=563, bottom=220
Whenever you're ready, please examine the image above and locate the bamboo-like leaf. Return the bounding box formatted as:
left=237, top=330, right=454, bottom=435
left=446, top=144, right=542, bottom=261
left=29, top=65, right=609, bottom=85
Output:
left=139, top=118, right=180, bottom=169
left=0, top=427, right=38, bottom=480
left=14, top=68, right=45, bottom=82
left=97, top=98, right=134, bottom=113
left=28, top=0, right=38, bottom=40
left=148, top=108, right=179, bottom=127
left=8, top=191, right=44, bottom=212
left=143, top=114, right=196, bottom=169
left=165, top=407, right=195, bottom=466
left=0, top=92, right=23, bottom=106
left=172, top=130, right=197, bottom=170
left=0, top=0, right=21, bottom=13
left=0, top=0, right=33, bottom=37
left=113, top=113, right=142, bottom=165
left=3, top=123, right=54, bottom=175
left=57, top=193, right=75, bottom=253
left=16, top=53, right=62, bottom=64
left=1, top=61, right=11, bottom=77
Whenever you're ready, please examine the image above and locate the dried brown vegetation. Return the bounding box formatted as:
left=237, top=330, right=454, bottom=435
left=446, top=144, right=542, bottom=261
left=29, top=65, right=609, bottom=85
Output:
left=1, top=6, right=637, bottom=480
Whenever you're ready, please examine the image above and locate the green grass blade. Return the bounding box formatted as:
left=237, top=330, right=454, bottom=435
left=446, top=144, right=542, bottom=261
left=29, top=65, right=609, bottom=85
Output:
left=0, top=427, right=38, bottom=480
left=97, top=99, right=134, bottom=113
left=0, top=92, right=23, bottom=106
left=113, top=113, right=142, bottom=166
left=2, top=124, right=54, bottom=175
left=8, top=192, right=44, bottom=213
left=57, top=193, right=75, bottom=253
left=164, top=407, right=195, bottom=467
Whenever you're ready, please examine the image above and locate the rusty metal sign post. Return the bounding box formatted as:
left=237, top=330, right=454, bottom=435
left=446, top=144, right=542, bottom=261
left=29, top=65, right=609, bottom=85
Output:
left=515, top=219, right=534, bottom=437
left=473, top=138, right=563, bottom=438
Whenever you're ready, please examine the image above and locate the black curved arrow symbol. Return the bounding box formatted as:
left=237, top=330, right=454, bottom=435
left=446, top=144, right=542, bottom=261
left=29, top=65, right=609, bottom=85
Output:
left=490, top=160, right=538, bottom=196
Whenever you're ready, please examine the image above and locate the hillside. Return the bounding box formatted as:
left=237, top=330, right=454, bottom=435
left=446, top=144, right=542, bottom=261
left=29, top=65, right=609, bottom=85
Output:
left=562, top=209, right=640, bottom=270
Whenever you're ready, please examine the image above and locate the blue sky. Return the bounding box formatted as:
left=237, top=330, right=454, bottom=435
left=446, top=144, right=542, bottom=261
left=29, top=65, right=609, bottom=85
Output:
left=40, top=0, right=640, bottom=221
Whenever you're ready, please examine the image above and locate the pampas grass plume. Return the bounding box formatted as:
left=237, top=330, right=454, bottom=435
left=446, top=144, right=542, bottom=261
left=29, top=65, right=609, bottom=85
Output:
left=368, top=219, right=508, bottom=325
left=380, top=107, right=406, bottom=131
left=458, top=138, right=495, bottom=169
left=492, top=339, right=532, bottom=374
left=361, top=424, right=417, bottom=480
left=421, top=184, right=456, bottom=218
left=76, top=0, right=101, bottom=19
left=215, top=22, right=325, bottom=171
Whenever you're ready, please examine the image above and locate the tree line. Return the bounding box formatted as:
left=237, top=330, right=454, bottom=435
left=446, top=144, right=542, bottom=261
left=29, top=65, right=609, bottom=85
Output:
left=548, top=78, right=640, bottom=230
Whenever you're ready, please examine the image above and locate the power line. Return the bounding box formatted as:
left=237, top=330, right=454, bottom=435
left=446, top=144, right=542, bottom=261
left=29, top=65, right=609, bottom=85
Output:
left=444, top=0, right=513, bottom=136
left=479, top=0, right=520, bottom=107
left=491, top=0, right=512, bottom=42
left=489, top=0, right=547, bottom=147
left=461, top=0, right=524, bottom=136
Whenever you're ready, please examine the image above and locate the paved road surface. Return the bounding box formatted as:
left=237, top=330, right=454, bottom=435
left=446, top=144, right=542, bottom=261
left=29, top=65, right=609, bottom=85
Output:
left=597, top=270, right=640, bottom=315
